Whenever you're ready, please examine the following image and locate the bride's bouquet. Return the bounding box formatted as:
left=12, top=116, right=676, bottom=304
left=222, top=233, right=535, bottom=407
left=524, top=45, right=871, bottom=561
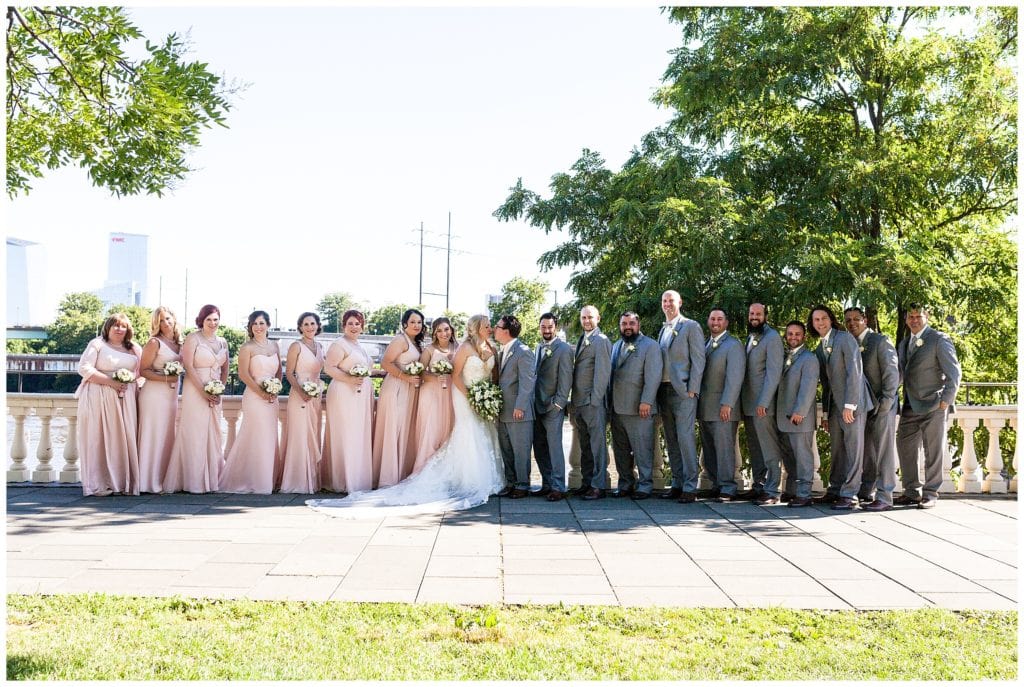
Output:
left=467, top=379, right=503, bottom=421
left=430, top=359, right=454, bottom=389
left=162, top=360, right=185, bottom=376
left=260, top=377, right=283, bottom=396
left=349, top=365, right=370, bottom=393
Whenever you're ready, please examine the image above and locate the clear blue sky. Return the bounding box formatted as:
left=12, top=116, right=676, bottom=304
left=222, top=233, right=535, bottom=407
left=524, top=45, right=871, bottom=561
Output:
left=7, top=4, right=683, bottom=329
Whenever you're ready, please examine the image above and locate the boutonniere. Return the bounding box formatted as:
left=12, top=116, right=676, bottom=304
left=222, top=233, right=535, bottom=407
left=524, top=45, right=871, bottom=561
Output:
left=626, top=344, right=636, bottom=353
left=544, top=347, right=552, bottom=358
left=672, top=329, right=678, bottom=338
left=750, top=336, right=760, bottom=347
left=826, top=346, right=833, bottom=354
left=785, top=357, right=793, bottom=367
left=711, top=339, right=720, bottom=350
left=915, top=338, right=924, bottom=348
left=858, top=345, right=865, bottom=352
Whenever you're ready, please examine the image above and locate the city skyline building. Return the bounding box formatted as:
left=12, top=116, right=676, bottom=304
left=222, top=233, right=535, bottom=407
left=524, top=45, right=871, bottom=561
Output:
left=6, top=237, right=47, bottom=326
left=95, top=232, right=149, bottom=309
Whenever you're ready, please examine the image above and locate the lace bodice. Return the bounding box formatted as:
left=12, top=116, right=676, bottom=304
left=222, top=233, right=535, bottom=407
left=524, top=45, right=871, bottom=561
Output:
left=462, top=355, right=494, bottom=386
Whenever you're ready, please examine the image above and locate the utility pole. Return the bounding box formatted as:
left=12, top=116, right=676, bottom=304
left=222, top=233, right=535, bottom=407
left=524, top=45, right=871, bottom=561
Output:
left=445, top=212, right=451, bottom=310
left=418, top=221, right=424, bottom=306
left=183, top=269, right=188, bottom=323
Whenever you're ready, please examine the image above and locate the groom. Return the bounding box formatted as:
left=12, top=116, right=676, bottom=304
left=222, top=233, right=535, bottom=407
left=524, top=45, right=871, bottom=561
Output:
left=493, top=314, right=536, bottom=499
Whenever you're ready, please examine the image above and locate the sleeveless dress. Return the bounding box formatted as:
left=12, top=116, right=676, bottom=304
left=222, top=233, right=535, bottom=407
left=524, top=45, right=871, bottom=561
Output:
left=75, top=338, right=142, bottom=496
left=308, top=353, right=505, bottom=517
left=321, top=337, right=374, bottom=493
left=372, top=333, right=421, bottom=487
left=278, top=342, right=325, bottom=494
left=410, top=346, right=455, bottom=474
left=218, top=351, right=282, bottom=494
left=137, top=338, right=180, bottom=493
left=162, top=335, right=228, bottom=493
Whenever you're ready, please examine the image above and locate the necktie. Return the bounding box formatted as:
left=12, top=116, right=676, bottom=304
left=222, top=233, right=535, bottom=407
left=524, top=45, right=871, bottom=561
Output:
left=536, top=345, right=546, bottom=373
left=908, top=334, right=918, bottom=357
left=611, top=342, right=621, bottom=368
left=575, top=335, right=585, bottom=358
left=497, top=349, right=505, bottom=371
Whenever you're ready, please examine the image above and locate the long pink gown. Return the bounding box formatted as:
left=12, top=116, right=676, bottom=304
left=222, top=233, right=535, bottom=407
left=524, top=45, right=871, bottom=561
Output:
left=278, top=342, right=324, bottom=494
left=75, top=337, right=142, bottom=496
left=372, top=334, right=421, bottom=487
left=321, top=338, right=374, bottom=493
left=137, top=338, right=180, bottom=493
left=410, top=346, right=455, bottom=475
left=162, top=335, right=228, bottom=493
left=218, top=351, right=282, bottom=494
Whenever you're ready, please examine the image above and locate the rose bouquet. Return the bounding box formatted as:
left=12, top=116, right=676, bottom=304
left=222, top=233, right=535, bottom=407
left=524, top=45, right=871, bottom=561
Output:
left=112, top=368, right=135, bottom=398
left=301, top=380, right=325, bottom=398
left=430, top=359, right=454, bottom=388
left=467, top=380, right=503, bottom=421
left=162, top=360, right=185, bottom=376
left=403, top=361, right=425, bottom=376
left=203, top=379, right=226, bottom=396
left=349, top=365, right=370, bottom=393
left=260, top=377, right=283, bottom=396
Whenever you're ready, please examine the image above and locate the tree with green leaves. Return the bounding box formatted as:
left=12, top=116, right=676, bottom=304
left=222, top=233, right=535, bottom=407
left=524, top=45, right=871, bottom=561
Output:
left=45, top=291, right=105, bottom=353
left=496, top=6, right=1016, bottom=381
left=6, top=6, right=236, bottom=196
left=441, top=309, right=469, bottom=341
left=488, top=276, right=549, bottom=347
left=315, top=291, right=363, bottom=333
left=366, top=304, right=414, bottom=337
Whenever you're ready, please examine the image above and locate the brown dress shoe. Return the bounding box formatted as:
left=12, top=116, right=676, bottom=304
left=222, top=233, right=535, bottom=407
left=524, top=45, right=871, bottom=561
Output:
left=612, top=489, right=634, bottom=498
left=812, top=493, right=839, bottom=504
left=569, top=486, right=590, bottom=497
left=863, top=500, right=893, bottom=512
left=630, top=491, right=651, bottom=501
left=780, top=493, right=794, bottom=503
left=894, top=494, right=922, bottom=506
left=787, top=496, right=812, bottom=508
left=495, top=486, right=513, bottom=498
left=696, top=488, right=721, bottom=499
left=830, top=496, right=857, bottom=510
left=509, top=488, right=530, bottom=499
left=581, top=487, right=605, bottom=500
left=676, top=492, right=697, bottom=504
left=754, top=495, right=779, bottom=505
left=530, top=486, right=552, bottom=497
left=918, top=497, right=938, bottom=509
left=546, top=490, right=566, bottom=502
left=735, top=490, right=762, bottom=501
left=659, top=487, right=683, bottom=500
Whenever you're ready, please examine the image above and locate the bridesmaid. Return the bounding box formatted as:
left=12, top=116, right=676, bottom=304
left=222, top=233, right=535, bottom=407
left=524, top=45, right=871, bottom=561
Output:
left=219, top=310, right=282, bottom=494
left=372, top=308, right=425, bottom=486
left=75, top=313, right=142, bottom=496
left=409, top=317, right=456, bottom=474
left=321, top=309, right=374, bottom=493
left=163, top=304, right=229, bottom=493
left=278, top=311, right=325, bottom=494
left=137, top=306, right=182, bottom=493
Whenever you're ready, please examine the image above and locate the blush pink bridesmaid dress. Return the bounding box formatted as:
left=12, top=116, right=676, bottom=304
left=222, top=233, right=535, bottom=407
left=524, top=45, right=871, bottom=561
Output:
left=410, top=345, right=455, bottom=475
left=321, top=338, right=374, bottom=493
left=278, top=342, right=325, bottom=494
left=162, top=334, right=228, bottom=493
left=75, top=338, right=142, bottom=496
left=372, top=333, right=421, bottom=487
left=137, top=338, right=180, bottom=493
left=218, top=351, right=282, bottom=494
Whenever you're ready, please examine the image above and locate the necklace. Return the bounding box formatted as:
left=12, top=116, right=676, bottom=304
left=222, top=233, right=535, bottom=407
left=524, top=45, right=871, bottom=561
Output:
left=301, top=337, right=318, bottom=355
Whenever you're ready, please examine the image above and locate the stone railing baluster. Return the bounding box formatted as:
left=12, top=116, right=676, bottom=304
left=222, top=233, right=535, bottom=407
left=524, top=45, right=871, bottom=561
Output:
left=60, top=408, right=80, bottom=483
left=957, top=417, right=983, bottom=493
left=31, top=408, right=56, bottom=482
left=7, top=407, right=30, bottom=482
left=1009, top=417, right=1018, bottom=494
left=981, top=418, right=1008, bottom=494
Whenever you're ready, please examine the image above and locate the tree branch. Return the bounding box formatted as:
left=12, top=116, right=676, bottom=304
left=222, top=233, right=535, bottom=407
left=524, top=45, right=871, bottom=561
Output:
left=929, top=196, right=1016, bottom=233
left=10, top=7, right=103, bottom=107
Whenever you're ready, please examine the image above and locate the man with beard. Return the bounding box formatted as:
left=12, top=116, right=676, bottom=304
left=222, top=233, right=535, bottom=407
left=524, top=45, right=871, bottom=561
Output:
left=656, top=290, right=706, bottom=504
left=844, top=307, right=900, bottom=512
left=776, top=321, right=820, bottom=507
left=532, top=312, right=574, bottom=501
left=697, top=308, right=746, bottom=502
left=739, top=303, right=785, bottom=505
left=609, top=311, right=663, bottom=499
left=570, top=305, right=613, bottom=500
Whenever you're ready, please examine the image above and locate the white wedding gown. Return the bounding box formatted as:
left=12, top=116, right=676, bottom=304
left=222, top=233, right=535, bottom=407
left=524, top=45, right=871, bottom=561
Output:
left=307, top=354, right=505, bottom=518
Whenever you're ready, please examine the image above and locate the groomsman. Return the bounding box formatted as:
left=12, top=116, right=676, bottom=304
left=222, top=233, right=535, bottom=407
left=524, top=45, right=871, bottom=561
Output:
left=808, top=305, right=873, bottom=510
left=570, top=305, right=612, bottom=500
left=656, top=290, right=706, bottom=503
left=776, top=321, right=820, bottom=507
left=739, top=303, right=785, bottom=505
left=844, top=307, right=900, bottom=512
left=895, top=304, right=961, bottom=510
left=532, top=312, right=573, bottom=501
left=697, top=308, right=745, bottom=502
left=609, top=311, right=663, bottom=499
left=493, top=314, right=536, bottom=499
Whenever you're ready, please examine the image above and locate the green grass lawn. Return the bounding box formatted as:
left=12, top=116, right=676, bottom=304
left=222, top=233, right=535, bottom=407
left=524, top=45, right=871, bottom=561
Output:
left=6, top=594, right=1017, bottom=680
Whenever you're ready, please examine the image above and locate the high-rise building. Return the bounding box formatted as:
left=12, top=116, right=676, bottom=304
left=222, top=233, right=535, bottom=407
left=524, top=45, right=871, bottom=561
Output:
left=6, top=237, right=46, bottom=326
left=96, top=232, right=149, bottom=308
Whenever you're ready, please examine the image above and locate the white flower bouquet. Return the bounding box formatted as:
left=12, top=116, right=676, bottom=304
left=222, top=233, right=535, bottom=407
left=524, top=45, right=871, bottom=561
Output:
left=260, top=377, right=283, bottom=396
left=349, top=364, right=371, bottom=393
left=112, top=368, right=136, bottom=383
left=404, top=361, right=425, bottom=376
left=204, top=379, right=226, bottom=396
left=162, top=360, right=185, bottom=376
left=301, top=380, right=325, bottom=398
left=467, top=380, right=503, bottom=421
left=431, top=359, right=454, bottom=389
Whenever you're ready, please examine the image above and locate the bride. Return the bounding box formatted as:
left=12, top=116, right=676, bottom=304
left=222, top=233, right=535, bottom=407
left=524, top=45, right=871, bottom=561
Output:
left=307, top=314, right=505, bottom=517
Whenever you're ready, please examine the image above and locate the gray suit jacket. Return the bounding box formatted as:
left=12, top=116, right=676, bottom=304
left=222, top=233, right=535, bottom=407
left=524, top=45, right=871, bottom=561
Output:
left=609, top=334, right=663, bottom=416
left=534, top=338, right=573, bottom=414
left=571, top=328, right=612, bottom=409
left=659, top=316, right=706, bottom=397
left=815, top=329, right=874, bottom=417
left=740, top=326, right=784, bottom=415
left=861, top=330, right=900, bottom=415
left=698, top=334, right=745, bottom=422
left=498, top=341, right=536, bottom=423
left=898, top=327, right=961, bottom=414
left=776, top=348, right=819, bottom=433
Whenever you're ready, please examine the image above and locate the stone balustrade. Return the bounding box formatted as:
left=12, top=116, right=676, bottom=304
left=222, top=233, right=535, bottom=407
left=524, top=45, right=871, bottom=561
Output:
left=6, top=393, right=1019, bottom=496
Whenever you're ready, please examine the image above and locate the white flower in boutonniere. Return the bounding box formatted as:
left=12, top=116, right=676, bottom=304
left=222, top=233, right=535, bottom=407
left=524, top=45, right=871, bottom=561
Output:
left=711, top=339, right=720, bottom=350
left=672, top=329, right=678, bottom=338
left=858, top=345, right=865, bottom=352
left=785, top=357, right=793, bottom=367
left=583, top=337, right=591, bottom=347
left=544, top=347, right=553, bottom=358
left=626, top=344, right=636, bottom=353
left=826, top=346, right=833, bottom=355
left=915, top=338, right=924, bottom=348
left=751, top=337, right=760, bottom=347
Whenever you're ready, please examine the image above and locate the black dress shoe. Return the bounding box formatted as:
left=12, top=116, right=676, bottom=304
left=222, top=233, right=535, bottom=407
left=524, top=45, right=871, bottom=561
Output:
left=569, top=486, right=590, bottom=497
left=830, top=496, right=857, bottom=510
left=780, top=493, right=794, bottom=503
left=787, top=496, right=812, bottom=508
left=735, top=489, right=762, bottom=501
left=677, top=492, right=697, bottom=504
left=863, top=499, right=893, bottom=512
left=509, top=488, right=530, bottom=499
left=754, top=495, right=779, bottom=505
left=812, top=493, right=839, bottom=504
left=659, top=487, right=683, bottom=500
left=630, top=491, right=651, bottom=501
left=612, top=489, right=634, bottom=498
left=530, top=486, right=552, bottom=497
left=696, top=488, right=721, bottom=499
left=546, top=490, right=566, bottom=502
left=894, top=494, right=922, bottom=506
left=581, top=487, right=605, bottom=501
left=496, top=486, right=513, bottom=498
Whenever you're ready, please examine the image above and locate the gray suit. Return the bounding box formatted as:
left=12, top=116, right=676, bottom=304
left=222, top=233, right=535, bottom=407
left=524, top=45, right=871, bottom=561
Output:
left=776, top=347, right=819, bottom=499
left=533, top=337, right=573, bottom=492
left=896, top=326, right=961, bottom=500
left=816, top=329, right=874, bottom=499
left=657, top=316, right=706, bottom=492
left=697, top=334, right=745, bottom=496
left=609, top=334, right=663, bottom=494
left=740, top=326, right=785, bottom=497
left=570, top=328, right=612, bottom=490
left=496, top=340, right=536, bottom=490
left=859, top=330, right=900, bottom=504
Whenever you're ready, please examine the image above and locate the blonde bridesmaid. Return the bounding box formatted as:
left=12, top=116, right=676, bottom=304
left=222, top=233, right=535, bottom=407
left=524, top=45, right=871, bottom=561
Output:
left=410, top=317, right=456, bottom=474
left=163, top=304, right=228, bottom=493
left=75, top=313, right=143, bottom=496
left=372, top=308, right=425, bottom=486
left=219, top=310, right=282, bottom=494
left=279, top=311, right=325, bottom=494
left=322, top=309, right=374, bottom=493
left=136, top=307, right=182, bottom=493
